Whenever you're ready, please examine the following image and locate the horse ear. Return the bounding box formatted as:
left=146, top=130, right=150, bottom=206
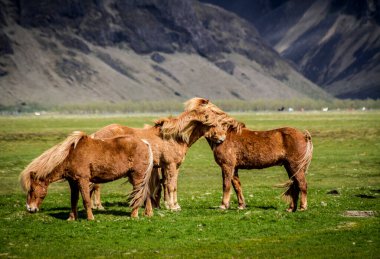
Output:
left=200, top=98, right=209, bottom=106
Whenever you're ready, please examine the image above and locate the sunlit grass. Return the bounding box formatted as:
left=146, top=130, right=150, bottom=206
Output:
left=0, top=111, right=379, bottom=257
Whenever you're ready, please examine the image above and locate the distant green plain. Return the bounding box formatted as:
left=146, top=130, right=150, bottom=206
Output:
left=0, top=111, right=379, bottom=258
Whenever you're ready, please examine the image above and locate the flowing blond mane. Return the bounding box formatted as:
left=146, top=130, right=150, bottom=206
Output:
left=155, top=110, right=206, bottom=144
left=156, top=98, right=245, bottom=143
left=20, top=131, right=86, bottom=192
left=184, top=97, right=245, bottom=133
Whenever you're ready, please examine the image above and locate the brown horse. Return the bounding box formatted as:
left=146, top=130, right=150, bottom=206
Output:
left=91, top=105, right=229, bottom=211
left=20, top=131, right=154, bottom=220
left=203, top=103, right=313, bottom=212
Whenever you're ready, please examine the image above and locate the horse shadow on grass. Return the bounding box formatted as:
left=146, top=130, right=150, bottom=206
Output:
left=103, top=201, right=130, bottom=207
left=46, top=205, right=132, bottom=220
left=254, top=205, right=278, bottom=210
left=208, top=204, right=277, bottom=211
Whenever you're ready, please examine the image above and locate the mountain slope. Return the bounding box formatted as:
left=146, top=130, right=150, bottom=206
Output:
left=202, top=0, right=380, bottom=99
left=0, top=0, right=330, bottom=106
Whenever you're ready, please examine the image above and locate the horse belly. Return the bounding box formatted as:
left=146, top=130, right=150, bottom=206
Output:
left=89, top=164, right=129, bottom=183
left=237, top=149, right=284, bottom=169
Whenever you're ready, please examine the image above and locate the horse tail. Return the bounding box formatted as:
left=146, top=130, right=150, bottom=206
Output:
left=149, top=168, right=162, bottom=208
left=302, top=130, right=313, bottom=175
left=128, top=139, right=154, bottom=209
left=19, top=131, right=86, bottom=192
left=278, top=130, right=313, bottom=200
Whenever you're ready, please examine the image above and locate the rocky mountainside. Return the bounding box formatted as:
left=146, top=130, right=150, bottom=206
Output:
left=203, top=0, right=380, bottom=99
left=0, top=0, right=330, bottom=107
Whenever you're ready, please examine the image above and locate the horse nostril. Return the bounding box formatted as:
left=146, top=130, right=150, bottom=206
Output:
left=216, top=138, right=224, bottom=144
left=27, top=205, right=38, bottom=213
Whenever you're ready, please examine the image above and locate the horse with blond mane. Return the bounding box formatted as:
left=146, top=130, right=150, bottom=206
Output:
left=91, top=100, right=229, bottom=211
left=201, top=101, right=313, bottom=212
left=20, top=132, right=154, bottom=220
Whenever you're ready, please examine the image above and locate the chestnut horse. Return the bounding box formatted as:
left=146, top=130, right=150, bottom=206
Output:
left=20, top=131, right=154, bottom=220
left=91, top=104, right=228, bottom=211
left=203, top=103, right=313, bottom=212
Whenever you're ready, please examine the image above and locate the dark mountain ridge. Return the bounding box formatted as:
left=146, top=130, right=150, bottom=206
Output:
left=0, top=0, right=330, bottom=106
left=202, top=0, right=380, bottom=99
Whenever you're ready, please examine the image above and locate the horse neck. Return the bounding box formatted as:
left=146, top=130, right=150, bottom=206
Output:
left=206, top=130, right=235, bottom=151
left=44, top=164, right=65, bottom=185
left=187, top=125, right=205, bottom=147
left=147, top=126, right=160, bottom=135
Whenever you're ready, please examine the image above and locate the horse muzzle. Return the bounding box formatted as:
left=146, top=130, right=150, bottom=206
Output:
left=26, top=204, right=39, bottom=213
left=215, top=136, right=226, bottom=144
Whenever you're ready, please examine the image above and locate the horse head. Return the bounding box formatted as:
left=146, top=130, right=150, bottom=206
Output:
left=157, top=110, right=228, bottom=145
left=20, top=131, right=85, bottom=213
left=185, top=97, right=245, bottom=134
left=24, top=173, right=49, bottom=213
left=204, top=124, right=227, bottom=144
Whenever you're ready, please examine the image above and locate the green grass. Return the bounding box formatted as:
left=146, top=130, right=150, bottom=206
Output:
left=0, top=112, right=379, bottom=258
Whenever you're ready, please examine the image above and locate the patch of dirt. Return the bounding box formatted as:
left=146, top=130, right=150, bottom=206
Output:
left=343, top=211, right=377, bottom=217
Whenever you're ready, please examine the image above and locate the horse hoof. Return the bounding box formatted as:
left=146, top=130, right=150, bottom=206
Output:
left=131, top=210, right=139, bottom=218
left=219, top=205, right=228, bottom=210
left=170, top=206, right=181, bottom=212
left=238, top=205, right=246, bottom=210
left=299, top=207, right=307, bottom=211
left=286, top=208, right=294, bottom=212
left=144, top=211, right=154, bottom=217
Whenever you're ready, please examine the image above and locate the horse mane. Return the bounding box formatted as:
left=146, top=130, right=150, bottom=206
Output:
left=153, top=97, right=245, bottom=142
left=184, top=97, right=246, bottom=133
left=154, top=111, right=203, bottom=144
left=20, top=131, right=86, bottom=192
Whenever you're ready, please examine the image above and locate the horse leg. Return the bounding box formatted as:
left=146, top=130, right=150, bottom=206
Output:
left=68, top=179, right=79, bottom=221
left=90, top=183, right=95, bottom=208
left=127, top=174, right=141, bottom=218
left=220, top=165, right=234, bottom=209
left=166, top=164, right=180, bottom=211
left=173, top=169, right=181, bottom=211
left=161, top=167, right=170, bottom=209
left=231, top=169, right=246, bottom=209
left=150, top=168, right=162, bottom=209
left=294, top=169, right=308, bottom=211
left=144, top=196, right=153, bottom=217
left=91, top=184, right=105, bottom=210
left=78, top=178, right=94, bottom=220
left=284, top=165, right=300, bottom=212
left=154, top=177, right=163, bottom=209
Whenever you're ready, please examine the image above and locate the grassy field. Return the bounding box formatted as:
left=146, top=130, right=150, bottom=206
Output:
left=0, top=111, right=379, bottom=258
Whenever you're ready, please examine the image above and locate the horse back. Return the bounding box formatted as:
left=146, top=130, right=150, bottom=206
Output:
left=213, top=127, right=310, bottom=169
left=92, top=124, right=133, bottom=139
left=67, top=136, right=149, bottom=182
